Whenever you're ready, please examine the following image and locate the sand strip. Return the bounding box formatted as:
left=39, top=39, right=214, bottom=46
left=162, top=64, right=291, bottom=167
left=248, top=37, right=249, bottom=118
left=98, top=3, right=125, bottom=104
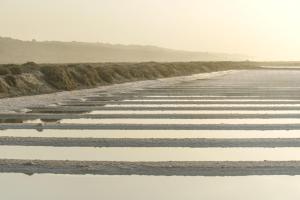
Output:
left=1, top=159, right=300, bottom=176
left=1, top=137, right=300, bottom=147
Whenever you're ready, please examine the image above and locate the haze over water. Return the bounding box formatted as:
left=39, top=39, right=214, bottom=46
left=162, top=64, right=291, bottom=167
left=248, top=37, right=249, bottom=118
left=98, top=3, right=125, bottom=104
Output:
left=1, top=0, right=300, bottom=60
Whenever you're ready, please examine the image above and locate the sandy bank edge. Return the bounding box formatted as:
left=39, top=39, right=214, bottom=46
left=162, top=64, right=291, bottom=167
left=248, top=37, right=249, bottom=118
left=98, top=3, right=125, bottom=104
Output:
left=1, top=159, right=300, bottom=176
left=0, top=137, right=300, bottom=148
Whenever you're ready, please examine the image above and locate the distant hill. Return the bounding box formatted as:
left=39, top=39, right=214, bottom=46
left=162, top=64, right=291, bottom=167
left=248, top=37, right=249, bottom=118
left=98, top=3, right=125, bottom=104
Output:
left=0, top=37, right=249, bottom=64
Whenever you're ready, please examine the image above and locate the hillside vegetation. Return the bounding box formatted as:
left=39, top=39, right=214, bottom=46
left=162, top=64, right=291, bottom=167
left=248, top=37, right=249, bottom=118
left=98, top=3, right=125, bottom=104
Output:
left=0, top=61, right=259, bottom=98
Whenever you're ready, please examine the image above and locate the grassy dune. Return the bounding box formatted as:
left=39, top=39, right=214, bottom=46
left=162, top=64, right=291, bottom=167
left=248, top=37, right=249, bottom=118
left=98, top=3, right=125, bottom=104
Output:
left=0, top=61, right=260, bottom=98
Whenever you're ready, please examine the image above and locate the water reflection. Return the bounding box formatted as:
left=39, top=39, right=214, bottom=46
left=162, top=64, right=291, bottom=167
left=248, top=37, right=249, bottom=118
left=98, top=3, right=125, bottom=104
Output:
left=1, top=129, right=300, bottom=139
left=59, top=118, right=300, bottom=124
left=105, top=104, right=300, bottom=107
left=1, top=174, right=300, bottom=200
left=90, top=110, right=300, bottom=114
left=0, top=146, right=300, bottom=161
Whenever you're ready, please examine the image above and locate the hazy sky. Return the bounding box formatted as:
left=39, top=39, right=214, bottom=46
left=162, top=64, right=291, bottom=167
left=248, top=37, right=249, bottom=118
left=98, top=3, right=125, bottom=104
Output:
left=1, top=0, right=300, bottom=60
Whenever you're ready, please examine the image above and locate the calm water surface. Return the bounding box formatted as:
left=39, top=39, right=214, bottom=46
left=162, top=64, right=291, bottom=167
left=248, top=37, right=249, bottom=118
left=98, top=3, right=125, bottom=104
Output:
left=1, top=146, right=300, bottom=161
left=2, top=129, right=300, bottom=138
left=1, top=174, right=300, bottom=200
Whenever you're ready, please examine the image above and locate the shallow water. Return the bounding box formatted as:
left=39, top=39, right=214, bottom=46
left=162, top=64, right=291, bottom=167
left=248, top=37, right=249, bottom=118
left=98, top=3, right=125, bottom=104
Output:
left=1, top=129, right=300, bottom=138
left=1, top=146, right=300, bottom=161
left=2, top=69, right=300, bottom=198
left=125, top=99, right=300, bottom=102
left=2, top=174, right=300, bottom=200
left=58, top=118, right=300, bottom=125
left=105, top=104, right=300, bottom=107
left=142, top=95, right=263, bottom=97
left=90, top=110, right=300, bottom=114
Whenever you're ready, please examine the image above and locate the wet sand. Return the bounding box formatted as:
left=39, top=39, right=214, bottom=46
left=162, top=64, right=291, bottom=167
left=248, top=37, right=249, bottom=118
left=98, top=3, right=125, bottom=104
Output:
left=3, top=123, right=300, bottom=130
left=1, top=137, right=300, bottom=148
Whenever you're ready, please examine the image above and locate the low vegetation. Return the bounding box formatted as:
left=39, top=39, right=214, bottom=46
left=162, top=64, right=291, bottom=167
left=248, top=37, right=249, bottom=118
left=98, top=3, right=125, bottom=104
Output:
left=0, top=61, right=262, bottom=98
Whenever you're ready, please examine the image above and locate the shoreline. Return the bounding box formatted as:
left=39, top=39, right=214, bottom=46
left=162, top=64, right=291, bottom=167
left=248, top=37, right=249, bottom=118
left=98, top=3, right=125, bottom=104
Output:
left=0, top=70, right=235, bottom=113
